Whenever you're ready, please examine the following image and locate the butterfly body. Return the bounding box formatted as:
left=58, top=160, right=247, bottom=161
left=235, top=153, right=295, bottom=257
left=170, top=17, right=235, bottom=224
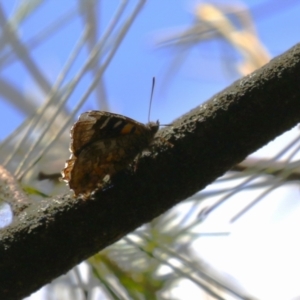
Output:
left=62, top=111, right=159, bottom=196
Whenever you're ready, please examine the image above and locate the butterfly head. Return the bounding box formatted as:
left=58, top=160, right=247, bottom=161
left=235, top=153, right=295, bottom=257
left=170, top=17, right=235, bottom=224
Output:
left=147, top=120, right=160, bottom=135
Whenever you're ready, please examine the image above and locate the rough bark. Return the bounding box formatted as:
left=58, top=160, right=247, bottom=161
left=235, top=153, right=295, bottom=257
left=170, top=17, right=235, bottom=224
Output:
left=1, top=43, right=300, bottom=300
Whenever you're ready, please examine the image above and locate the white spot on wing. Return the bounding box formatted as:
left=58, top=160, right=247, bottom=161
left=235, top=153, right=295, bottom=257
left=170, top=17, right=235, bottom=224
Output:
left=113, top=120, right=123, bottom=128
left=100, top=117, right=110, bottom=129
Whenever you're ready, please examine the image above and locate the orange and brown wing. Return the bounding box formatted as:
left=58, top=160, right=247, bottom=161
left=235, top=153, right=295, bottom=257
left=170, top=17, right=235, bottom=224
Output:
left=70, top=111, right=147, bottom=156
left=62, top=111, right=159, bottom=196
left=65, top=137, right=127, bottom=195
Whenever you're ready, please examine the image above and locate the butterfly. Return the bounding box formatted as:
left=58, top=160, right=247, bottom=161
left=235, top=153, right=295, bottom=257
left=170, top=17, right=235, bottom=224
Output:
left=61, top=111, right=159, bottom=197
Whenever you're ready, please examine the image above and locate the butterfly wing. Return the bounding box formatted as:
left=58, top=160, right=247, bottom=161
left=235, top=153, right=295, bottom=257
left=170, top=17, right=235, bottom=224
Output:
left=62, top=111, right=159, bottom=196
left=70, top=111, right=148, bottom=156
left=65, top=135, right=134, bottom=195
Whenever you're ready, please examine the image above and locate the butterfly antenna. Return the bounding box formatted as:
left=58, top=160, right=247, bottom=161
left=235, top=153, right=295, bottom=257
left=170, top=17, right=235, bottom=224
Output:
left=148, top=77, right=172, bottom=127
left=148, top=77, right=155, bottom=122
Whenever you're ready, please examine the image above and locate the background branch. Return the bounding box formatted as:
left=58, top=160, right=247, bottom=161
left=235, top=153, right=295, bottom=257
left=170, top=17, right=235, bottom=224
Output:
left=1, top=43, right=300, bottom=300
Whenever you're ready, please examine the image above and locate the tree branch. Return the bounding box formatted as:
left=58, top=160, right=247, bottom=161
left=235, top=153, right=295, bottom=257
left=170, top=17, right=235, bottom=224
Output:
left=1, top=43, right=300, bottom=300
left=0, top=166, right=30, bottom=215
